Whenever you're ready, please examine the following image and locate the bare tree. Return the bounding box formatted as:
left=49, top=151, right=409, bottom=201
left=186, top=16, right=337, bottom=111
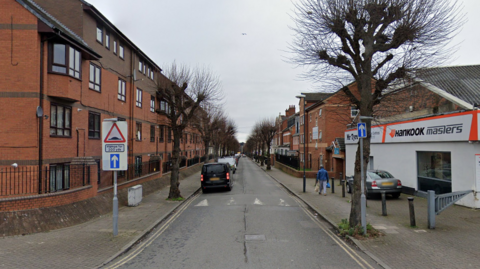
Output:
left=157, top=62, right=222, bottom=199
left=257, top=118, right=277, bottom=170
left=290, top=0, right=464, bottom=227
left=193, top=103, right=225, bottom=161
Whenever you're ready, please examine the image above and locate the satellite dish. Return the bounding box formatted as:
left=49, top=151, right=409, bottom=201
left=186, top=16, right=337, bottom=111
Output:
left=36, top=106, right=44, bottom=117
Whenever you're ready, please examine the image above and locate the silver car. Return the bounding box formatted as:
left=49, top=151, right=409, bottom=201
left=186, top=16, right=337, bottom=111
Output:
left=218, top=157, right=236, bottom=174
left=346, top=170, right=402, bottom=198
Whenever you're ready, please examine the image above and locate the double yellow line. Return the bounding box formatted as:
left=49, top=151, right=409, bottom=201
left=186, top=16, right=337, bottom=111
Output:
left=290, top=195, right=375, bottom=269
left=103, top=193, right=200, bottom=269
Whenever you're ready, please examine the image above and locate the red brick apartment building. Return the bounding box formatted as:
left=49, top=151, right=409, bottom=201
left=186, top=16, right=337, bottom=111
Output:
left=0, top=0, right=205, bottom=212
left=279, top=84, right=361, bottom=179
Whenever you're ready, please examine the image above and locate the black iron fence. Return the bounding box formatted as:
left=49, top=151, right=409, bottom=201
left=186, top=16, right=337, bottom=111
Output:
left=125, top=160, right=161, bottom=180
left=275, top=154, right=300, bottom=170
left=187, top=156, right=200, bottom=166
left=1, top=155, right=211, bottom=198
left=0, top=164, right=93, bottom=197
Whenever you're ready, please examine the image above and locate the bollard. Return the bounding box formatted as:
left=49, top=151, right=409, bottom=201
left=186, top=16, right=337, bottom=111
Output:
left=408, top=197, right=416, bottom=227
left=381, top=191, right=387, bottom=216
left=341, top=179, right=345, bottom=197
left=331, top=178, right=335, bottom=194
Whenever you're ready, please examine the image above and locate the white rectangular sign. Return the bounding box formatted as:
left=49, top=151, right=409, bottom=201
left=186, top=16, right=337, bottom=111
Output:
left=345, top=125, right=384, bottom=144
left=383, top=113, right=472, bottom=143
left=102, top=121, right=128, bottom=171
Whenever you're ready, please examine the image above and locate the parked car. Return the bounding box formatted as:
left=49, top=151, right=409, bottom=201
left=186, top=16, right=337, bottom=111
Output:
left=346, top=170, right=402, bottom=198
left=218, top=157, right=237, bottom=174
left=201, top=163, right=233, bottom=193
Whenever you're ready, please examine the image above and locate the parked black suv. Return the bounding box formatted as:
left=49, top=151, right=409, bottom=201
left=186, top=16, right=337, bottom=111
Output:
left=201, top=163, right=233, bottom=193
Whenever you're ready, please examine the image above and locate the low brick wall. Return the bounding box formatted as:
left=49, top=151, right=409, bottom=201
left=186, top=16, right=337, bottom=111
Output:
left=274, top=161, right=317, bottom=178
left=0, top=164, right=202, bottom=237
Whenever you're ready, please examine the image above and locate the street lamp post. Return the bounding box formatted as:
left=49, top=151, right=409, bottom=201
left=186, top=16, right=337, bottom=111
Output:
left=296, top=95, right=306, bottom=193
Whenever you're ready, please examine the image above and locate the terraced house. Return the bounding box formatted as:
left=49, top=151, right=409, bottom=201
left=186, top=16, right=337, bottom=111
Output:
left=0, top=0, right=205, bottom=216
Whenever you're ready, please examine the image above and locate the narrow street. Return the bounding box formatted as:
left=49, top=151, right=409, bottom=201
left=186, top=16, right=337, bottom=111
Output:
left=105, top=158, right=380, bottom=269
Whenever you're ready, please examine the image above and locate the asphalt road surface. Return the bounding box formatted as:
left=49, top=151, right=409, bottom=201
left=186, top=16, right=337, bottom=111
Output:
left=104, top=158, right=380, bottom=269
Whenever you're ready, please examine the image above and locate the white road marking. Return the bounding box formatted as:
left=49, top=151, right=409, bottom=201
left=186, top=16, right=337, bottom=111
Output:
left=254, top=198, right=264, bottom=205
left=195, top=199, right=209, bottom=207
left=279, top=199, right=290, bottom=207
left=227, top=197, right=236, bottom=205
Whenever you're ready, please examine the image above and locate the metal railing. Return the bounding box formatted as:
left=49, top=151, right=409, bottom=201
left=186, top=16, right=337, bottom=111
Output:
left=0, top=165, right=93, bottom=197
left=417, top=189, right=473, bottom=229
left=275, top=154, right=300, bottom=170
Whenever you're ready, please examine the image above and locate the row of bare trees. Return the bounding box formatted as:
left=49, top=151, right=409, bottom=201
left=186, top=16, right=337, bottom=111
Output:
left=244, top=118, right=276, bottom=170
left=156, top=62, right=238, bottom=199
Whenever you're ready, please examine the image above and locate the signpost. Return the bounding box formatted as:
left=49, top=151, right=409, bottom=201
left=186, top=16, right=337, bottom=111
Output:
left=102, top=119, right=127, bottom=236
left=358, top=119, right=370, bottom=235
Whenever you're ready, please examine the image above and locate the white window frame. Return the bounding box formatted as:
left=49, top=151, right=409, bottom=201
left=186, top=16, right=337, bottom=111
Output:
left=136, top=88, right=142, bottom=107
left=150, top=96, right=155, bottom=112
left=118, top=79, right=126, bottom=101
left=89, top=63, right=101, bottom=92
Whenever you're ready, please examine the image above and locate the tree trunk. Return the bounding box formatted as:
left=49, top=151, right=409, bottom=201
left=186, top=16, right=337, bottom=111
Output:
left=266, top=144, right=271, bottom=170
left=168, top=129, right=183, bottom=199
left=349, top=73, right=373, bottom=227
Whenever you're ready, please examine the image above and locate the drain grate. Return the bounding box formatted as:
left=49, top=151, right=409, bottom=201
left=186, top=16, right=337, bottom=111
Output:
left=245, top=234, right=266, bottom=241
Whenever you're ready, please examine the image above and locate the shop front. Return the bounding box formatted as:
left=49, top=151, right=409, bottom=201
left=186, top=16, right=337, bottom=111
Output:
left=345, top=111, right=480, bottom=208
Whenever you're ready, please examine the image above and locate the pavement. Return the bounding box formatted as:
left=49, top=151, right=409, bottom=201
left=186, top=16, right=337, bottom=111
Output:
left=0, top=158, right=479, bottom=269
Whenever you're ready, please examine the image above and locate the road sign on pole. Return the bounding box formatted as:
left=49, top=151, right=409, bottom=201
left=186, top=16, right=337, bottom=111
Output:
left=357, top=122, right=366, bottom=138
left=102, top=120, right=128, bottom=171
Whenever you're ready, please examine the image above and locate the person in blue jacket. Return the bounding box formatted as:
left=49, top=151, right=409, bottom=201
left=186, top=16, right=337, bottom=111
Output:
left=316, top=165, right=329, bottom=196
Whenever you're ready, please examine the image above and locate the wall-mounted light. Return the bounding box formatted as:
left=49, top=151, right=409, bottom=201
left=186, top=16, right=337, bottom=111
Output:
left=44, top=115, right=49, bottom=120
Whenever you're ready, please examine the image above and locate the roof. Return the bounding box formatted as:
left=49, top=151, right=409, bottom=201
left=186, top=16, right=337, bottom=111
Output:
left=416, top=65, right=480, bottom=107
left=17, top=0, right=100, bottom=59
left=302, top=92, right=333, bottom=102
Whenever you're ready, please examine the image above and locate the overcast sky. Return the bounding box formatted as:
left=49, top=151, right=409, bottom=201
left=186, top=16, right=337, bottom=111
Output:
left=86, top=0, right=480, bottom=143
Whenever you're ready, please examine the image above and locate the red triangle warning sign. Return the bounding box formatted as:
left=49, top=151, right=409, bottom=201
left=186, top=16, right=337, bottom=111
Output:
left=104, top=123, right=126, bottom=143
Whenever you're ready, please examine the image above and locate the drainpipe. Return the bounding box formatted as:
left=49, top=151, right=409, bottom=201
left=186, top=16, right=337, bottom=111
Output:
left=38, top=38, right=45, bottom=194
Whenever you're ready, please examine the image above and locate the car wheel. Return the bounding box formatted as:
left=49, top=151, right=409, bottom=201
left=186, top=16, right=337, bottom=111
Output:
left=391, top=192, right=401, bottom=199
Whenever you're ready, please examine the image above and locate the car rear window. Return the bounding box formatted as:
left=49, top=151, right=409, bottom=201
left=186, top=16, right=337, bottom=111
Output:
left=369, top=171, right=394, bottom=179
left=204, top=165, right=225, bottom=174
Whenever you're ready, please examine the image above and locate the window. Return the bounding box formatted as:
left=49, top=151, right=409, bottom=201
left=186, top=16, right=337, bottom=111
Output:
left=105, top=32, right=110, bottom=49
left=147, top=67, right=150, bottom=77
left=51, top=43, right=81, bottom=79
left=319, top=131, right=322, bottom=140
left=168, top=127, right=172, bottom=143
left=96, top=25, right=103, bottom=44
left=150, top=125, right=155, bottom=142
left=118, top=79, right=126, bottom=101
left=119, top=44, right=124, bottom=59
left=136, top=88, right=142, bottom=107
left=159, top=125, right=164, bottom=142
left=113, top=40, right=117, bottom=54
left=139, top=61, right=143, bottom=73
left=417, top=151, right=452, bottom=194
left=150, top=69, right=154, bottom=80
left=136, top=122, right=142, bottom=141
left=50, top=104, right=71, bottom=137
left=143, top=64, right=147, bottom=75
left=69, top=47, right=81, bottom=79
left=351, top=107, right=359, bottom=118
left=49, top=163, right=70, bottom=192
left=88, top=112, right=100, bottom=139
left=150, top=96, right=155, bottom=112
left=319, top=109, right=322, bottom=116
left=135, top=156, right=142, bottom=177
left=89, top=63, right=101, bottom=92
